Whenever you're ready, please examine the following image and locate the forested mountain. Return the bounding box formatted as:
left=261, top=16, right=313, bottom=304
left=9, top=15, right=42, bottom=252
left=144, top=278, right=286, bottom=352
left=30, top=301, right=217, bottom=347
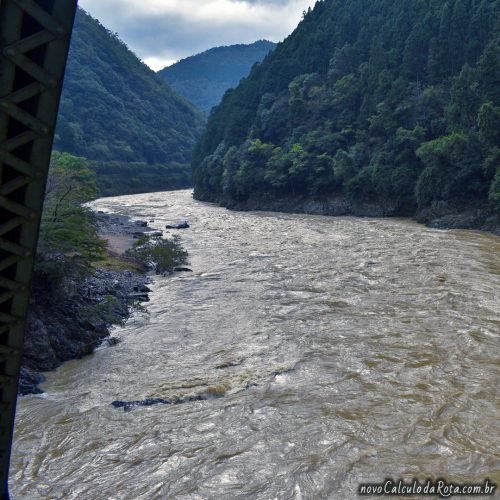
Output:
left=193, top=0, right=500, bottom=228
left=54, top=9, right=205, bottom=196
left=158, top=41, right=276, bottom=113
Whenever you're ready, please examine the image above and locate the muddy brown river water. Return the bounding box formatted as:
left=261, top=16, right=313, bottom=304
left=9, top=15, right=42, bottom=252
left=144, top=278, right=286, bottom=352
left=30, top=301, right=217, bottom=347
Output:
left=10, top=190, right=500, bottom=499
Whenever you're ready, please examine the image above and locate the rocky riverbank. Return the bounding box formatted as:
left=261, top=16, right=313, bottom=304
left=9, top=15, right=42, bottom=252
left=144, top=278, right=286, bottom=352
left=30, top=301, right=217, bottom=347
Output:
left=222, top=195, right=500, bottom=235
left=19, top=212, right=154, bottom=395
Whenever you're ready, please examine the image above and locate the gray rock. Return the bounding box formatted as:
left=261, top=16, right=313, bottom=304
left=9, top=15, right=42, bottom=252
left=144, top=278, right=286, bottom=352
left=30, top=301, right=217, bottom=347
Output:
left=165, top=221, right=189, bottom=229
left=18, top=367, right=45, bottom=395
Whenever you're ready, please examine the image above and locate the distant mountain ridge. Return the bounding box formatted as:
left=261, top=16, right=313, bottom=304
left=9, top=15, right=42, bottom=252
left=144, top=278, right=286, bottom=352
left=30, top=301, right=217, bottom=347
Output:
left=54, top=8, right=205, bottom=196
left=158, top=40, right=276, bottom=113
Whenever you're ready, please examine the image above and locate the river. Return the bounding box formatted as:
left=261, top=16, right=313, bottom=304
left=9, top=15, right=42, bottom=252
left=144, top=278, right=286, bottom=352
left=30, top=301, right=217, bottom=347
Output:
left=10, top=190, right=500, bottom=499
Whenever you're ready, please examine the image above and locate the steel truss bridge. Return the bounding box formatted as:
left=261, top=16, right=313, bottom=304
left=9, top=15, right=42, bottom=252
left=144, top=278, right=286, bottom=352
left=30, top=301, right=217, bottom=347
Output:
left=0, top=1, right=78, bottom=497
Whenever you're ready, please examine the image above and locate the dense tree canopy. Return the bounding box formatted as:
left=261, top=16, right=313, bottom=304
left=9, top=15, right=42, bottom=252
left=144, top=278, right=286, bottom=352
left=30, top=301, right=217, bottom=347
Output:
left=193, top=0, right=500, bottom=218
left=158, top=41, right=276, bottom=113
left=54, top=8, right=205, bottom=196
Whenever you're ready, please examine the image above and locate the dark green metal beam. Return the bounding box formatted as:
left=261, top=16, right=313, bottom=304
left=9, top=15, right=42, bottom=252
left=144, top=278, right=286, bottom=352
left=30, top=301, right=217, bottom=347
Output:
left=0, top=1, right=77, bottom=497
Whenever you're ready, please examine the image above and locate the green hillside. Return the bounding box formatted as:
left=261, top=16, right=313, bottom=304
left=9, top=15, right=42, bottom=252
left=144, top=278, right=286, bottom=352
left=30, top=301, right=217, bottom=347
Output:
left=193, top=0, right=500, bottom=228
left=54, top=8, right=205, bottom=196
left=158, top=41, right=276, bottom=113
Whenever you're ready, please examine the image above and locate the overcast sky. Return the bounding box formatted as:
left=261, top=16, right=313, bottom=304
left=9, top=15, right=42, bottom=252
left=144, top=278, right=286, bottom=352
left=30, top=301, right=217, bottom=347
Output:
left=78, top=0, right=316, bottom=70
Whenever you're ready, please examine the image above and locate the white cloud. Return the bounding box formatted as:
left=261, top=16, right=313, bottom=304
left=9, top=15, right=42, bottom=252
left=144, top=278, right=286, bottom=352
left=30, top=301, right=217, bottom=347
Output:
left=78, top=0, right=315, bottom=70
left=143, top=56, right=178, bottom=71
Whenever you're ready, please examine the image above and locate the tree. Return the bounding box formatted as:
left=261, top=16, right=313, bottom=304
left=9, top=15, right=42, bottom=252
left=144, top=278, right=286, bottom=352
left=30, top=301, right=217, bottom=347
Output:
left=488, top=168, right=500, bottom=211
left=415, top=133, right=469, bottom=206
left=264, top=146, right=291, bottom=193
left=36, top=152, right=105, bottom=283
left=450, top=0, right=468, bottom=71
left=446, top=64, right=480, bottom=130
left=477, top=42, right=500, bottom=102
left=478, top=101, right=500, bottom=144
left=126, top=233, right=188, bottom=273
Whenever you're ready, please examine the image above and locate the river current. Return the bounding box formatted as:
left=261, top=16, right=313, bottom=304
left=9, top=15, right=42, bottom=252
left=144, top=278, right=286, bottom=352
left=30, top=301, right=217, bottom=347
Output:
left=10, top=190, right=500, bottom=499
